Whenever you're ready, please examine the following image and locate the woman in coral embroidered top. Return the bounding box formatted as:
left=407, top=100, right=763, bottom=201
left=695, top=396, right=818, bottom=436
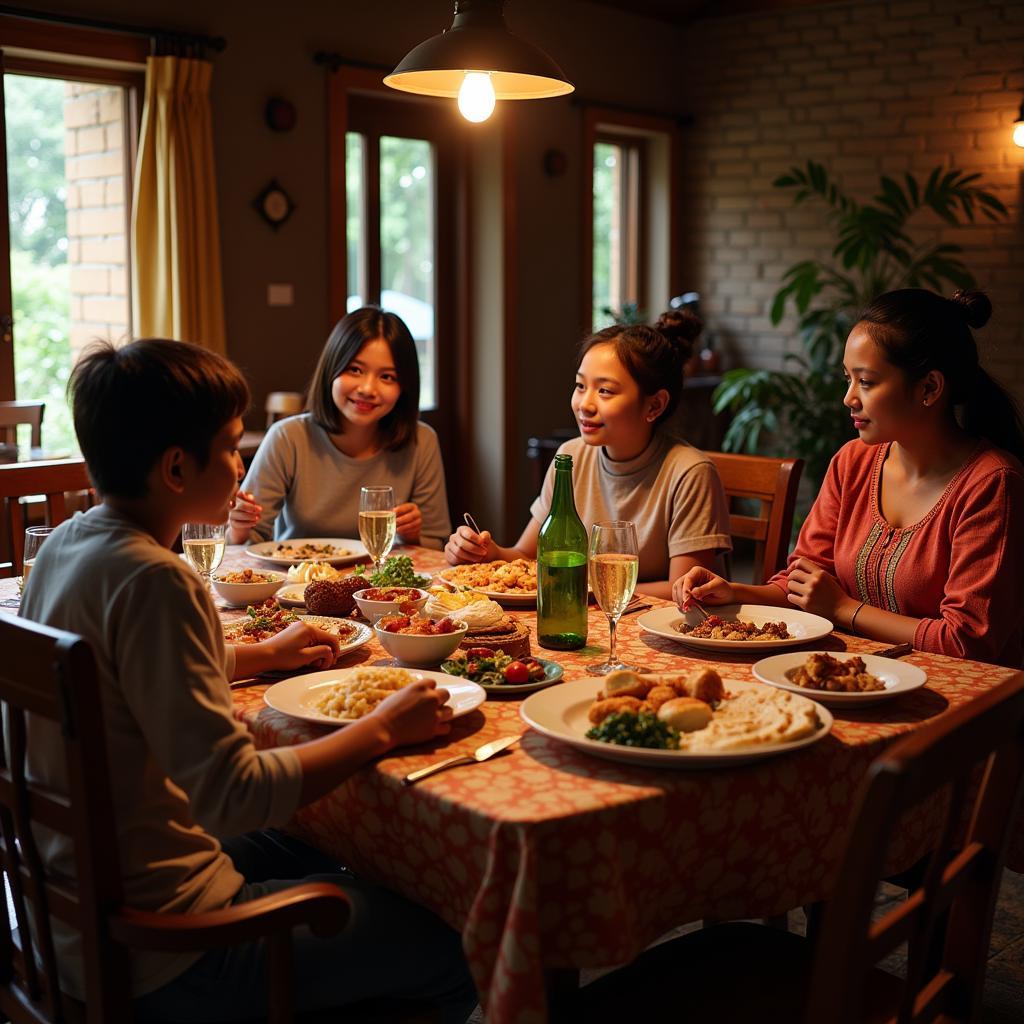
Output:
left=674, top=288, right=1024, bottom=667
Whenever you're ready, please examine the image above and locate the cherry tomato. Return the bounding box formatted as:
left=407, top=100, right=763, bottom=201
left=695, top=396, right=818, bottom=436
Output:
left=503, top=661, right=530, bottom=684
left=528, top=663, right=546, bottom=681
left=466, top=647, right=495, bottom=659
left=466, top=662, right=480, bottom=676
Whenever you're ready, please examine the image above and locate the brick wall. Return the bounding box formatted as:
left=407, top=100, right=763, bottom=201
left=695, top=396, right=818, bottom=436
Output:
left=679, top=0, right=1024, bottom=401
left=63, top=82, right=131, bottom=358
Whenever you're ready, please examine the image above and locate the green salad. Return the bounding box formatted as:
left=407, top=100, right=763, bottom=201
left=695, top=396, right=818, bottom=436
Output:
left=352, top=555, right=430, bottom=589
left=586, top=711, right=680, bottom=750
left=442, top=648, right=549, bottom=687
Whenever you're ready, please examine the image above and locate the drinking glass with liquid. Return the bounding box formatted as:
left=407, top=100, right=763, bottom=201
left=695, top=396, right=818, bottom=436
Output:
left=588, top=520, right=639, bottom=674
left=22, top=526, right=55, bottom=587
left=359, top=486, right=396, bottom=576
left=182, top=522, right=226, bottom=588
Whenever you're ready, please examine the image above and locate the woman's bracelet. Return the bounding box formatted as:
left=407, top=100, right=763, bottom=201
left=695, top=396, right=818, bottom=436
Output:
left=849, top=601, right=867, bottom=634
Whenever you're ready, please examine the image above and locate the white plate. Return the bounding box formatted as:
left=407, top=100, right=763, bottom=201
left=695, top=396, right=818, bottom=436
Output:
left=752, top=651, right=927, bottom=707
left=223, top=614, right=372, bottom=657
left=637, top=604, right=833, bottom=652
left=245, top=538, right=368, bottom=567
left=520, top=677, right=832, bottom=769
left=434, top=570, right=538, bottom=607
left=263, top=668, right=486, bottom=727
left=276, top=583, right=307, bottom=608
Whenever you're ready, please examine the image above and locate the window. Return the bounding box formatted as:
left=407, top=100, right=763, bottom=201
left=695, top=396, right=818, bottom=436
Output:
left=592, top=136, right=643, bottom=330
left=0, top=20, right=144, bottom=454
left=583, top=107, right=682, bottom=334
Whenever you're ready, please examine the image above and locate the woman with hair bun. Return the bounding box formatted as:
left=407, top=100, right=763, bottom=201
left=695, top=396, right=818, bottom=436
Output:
left=445, top=310, right=731, bottom=598
left=676, top=288, right=1024, bottom=667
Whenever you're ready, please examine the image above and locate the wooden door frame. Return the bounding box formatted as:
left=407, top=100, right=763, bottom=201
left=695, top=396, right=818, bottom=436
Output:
left=326, top=65, right=473, bottom=519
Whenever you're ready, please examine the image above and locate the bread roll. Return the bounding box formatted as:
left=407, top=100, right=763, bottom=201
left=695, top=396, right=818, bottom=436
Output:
left=602, top=669, right=652, bottom=699
left=657, top=697, right=713, bottom=733
left=683, top=667, right=724, bottom=705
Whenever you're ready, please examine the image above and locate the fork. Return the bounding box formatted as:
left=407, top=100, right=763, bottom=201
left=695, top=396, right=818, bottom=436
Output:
left=403, top=734, right=521, bottom=785
left=688, top=596, right=713, bottom=621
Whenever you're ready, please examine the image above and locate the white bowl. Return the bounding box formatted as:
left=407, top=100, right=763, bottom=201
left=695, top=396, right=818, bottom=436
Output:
left=374, top=620, right=468, bottom=667
left=211, top=570, right=286, bottom=607
left=353, top=587, right=429, bottom=623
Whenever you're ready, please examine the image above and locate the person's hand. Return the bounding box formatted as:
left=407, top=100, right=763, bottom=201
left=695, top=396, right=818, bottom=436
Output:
left=672, top=566, right=735, bottom=609
left=444, top=525, right=496, bottom=565
left=260, top=621, right=340, bottom=671
left=372, top=678, right=453, bottom=747
left=394, top=502, right=423, bottom=542
left=785, top=557, right=852, bottom=618
left=227, top=490, right=262, bottom=545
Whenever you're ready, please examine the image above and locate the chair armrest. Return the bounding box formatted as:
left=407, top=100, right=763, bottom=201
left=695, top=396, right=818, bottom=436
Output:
left=108, top=881, right=350, bottom=951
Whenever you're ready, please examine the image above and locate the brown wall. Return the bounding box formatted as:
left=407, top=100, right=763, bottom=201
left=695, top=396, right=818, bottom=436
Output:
left=678, top=0, right=1024, bottom=400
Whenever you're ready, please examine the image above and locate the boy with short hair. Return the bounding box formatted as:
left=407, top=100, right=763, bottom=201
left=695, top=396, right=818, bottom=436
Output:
left=21, top=338, right=475, bottom=1021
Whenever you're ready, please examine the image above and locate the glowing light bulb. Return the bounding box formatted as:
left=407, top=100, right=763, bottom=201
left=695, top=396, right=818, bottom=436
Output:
left=458, top=72, right=496, bottom=123
left=1014, top=121, right=1024, bottom=149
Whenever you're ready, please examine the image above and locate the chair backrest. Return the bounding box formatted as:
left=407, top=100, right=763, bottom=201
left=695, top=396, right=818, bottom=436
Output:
left=0, top=613, right=131, bottom=1023
left=806, top=671, right=1024, bottom=1024
left=265, top=391, right=304, bottom=428
left=0, top=461, right=95, bottom=577
left=0, top=402, right=45, bottom=448
left=705, top=452, right=803, bottom=583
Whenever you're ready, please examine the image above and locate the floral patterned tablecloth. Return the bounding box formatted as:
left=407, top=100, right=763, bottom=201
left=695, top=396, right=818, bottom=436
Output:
left=216, top=545, right=1022, bottom=1024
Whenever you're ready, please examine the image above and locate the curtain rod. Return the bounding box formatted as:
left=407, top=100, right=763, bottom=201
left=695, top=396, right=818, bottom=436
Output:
left=0, top=5, right=226, bottom=52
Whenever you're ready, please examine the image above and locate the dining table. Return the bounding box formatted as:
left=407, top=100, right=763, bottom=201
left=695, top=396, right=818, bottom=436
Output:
left=3, top=544, right=1020, bottom=1022
left=205, top=544, right=1021, bottom=1024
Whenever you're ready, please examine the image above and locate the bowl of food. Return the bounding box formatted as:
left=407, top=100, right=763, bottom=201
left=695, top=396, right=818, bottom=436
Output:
left=353, top=587, right=429, bottom=623
left=374, top=614, right=468, bottom=667
left=211, top=568, right=286, bottom=607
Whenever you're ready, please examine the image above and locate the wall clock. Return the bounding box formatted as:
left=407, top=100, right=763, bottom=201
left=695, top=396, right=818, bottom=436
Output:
left=253, top=179, right=295, bottom=230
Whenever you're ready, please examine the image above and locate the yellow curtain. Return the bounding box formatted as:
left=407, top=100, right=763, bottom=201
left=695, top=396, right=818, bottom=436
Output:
left=132, top=56, right=226, bottom=353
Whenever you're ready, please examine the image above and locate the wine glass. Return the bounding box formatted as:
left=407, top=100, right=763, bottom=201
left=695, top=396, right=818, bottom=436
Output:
left=359, top=486, right=396, bottom=577
left=22, top=526, right=55, bottom=589
left=587, top=520, right=640, bottom=674
left=182, top=522, right=227, bottom=589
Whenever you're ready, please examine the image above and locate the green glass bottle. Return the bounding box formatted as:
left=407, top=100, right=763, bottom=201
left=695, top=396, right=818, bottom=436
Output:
left=537, top=453, right=588, bottom=650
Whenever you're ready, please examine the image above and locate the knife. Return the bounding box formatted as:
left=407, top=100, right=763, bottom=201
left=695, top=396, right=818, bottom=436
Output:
left=403, top=733, right=521, bottom=785
left=871, top=642, right=914, bottom=659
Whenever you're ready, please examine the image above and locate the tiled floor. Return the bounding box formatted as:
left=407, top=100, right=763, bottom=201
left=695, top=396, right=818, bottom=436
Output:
left=467, top=867, right=1024, bottom=1022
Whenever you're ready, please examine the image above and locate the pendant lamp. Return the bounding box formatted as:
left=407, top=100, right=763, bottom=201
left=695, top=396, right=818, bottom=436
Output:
left=1014, top=98, right=1024, bottom=149
left=384, top=0, right=574, bottom=123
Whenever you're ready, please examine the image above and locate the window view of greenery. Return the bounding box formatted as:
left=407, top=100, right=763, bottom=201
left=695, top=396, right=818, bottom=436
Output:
left=5, top=74, right=76, bottom=454
left=346, top=132, right=436, bottom=409
left=592, top=141, right=618, bottom=330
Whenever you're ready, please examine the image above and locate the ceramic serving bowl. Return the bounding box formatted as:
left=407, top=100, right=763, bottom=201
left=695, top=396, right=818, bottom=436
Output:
left=374, top=620, right=469, bottom=667
left=353, top=587, right=429, bottom=623
left=211, top=570, right=286, bottom=607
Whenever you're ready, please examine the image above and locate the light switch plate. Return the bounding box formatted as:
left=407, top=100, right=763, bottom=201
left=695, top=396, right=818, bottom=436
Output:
left=267, top=283, right=294, bottom=307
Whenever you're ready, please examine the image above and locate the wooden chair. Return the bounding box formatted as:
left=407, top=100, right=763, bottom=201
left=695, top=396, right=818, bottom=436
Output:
left=575, top=670, right=1024, bottom=1024
left=0, top=401, right=45, bottom=447
left=706, top=451, right=803, bottom=583
left=0, top=460, right=95, bottom=577
left=265, top=391, right=304, bottom=428
left=0, top=613, right=352, bottom=1024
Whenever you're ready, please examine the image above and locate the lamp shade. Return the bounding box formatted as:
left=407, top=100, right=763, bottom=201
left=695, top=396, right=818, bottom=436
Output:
left=384, top=0, right=574, bottom=101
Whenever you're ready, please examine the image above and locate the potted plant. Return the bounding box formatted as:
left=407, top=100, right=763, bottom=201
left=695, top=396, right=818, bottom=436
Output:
left=712, top=162, right=1008, bottom=489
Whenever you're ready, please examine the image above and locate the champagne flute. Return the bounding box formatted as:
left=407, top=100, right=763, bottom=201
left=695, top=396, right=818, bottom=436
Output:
left=182, top=522, right=227, bottom=589
left=359, top=486, right=396, bottom=577
left=587, top=521, right=640, bottom=674
left=22, top=526, right=55, bottom=588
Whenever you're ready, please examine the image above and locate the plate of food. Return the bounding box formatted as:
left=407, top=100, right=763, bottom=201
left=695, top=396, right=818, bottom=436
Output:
left=276, top=583, right=308, bottom=608
left=245, top=538, right=367, bottom=567
left=436, top=559, right=538, bottom=606
left=637, top=604, right=832, bottom=652
left=348, top=555, right=432, bottom=590
left=263, top=665, right=486, bottom=727
left=752, top=651, right=927, bottom=707
left=520, top=667, right=832, bottom=768
left=221, top=599, right=372, bottom=657
left=441, top=648, right=563, bottom=695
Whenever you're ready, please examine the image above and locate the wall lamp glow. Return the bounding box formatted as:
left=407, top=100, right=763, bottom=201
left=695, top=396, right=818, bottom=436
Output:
left=384, top=0, right=574, bottom=124
left=1014, top=99, right=1024, bottom=149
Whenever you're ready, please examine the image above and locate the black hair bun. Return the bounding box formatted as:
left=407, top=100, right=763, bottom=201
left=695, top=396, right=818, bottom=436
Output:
left=654, top=308, right=702, bottom=361
left=951, top=289, right=992, bottom=329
